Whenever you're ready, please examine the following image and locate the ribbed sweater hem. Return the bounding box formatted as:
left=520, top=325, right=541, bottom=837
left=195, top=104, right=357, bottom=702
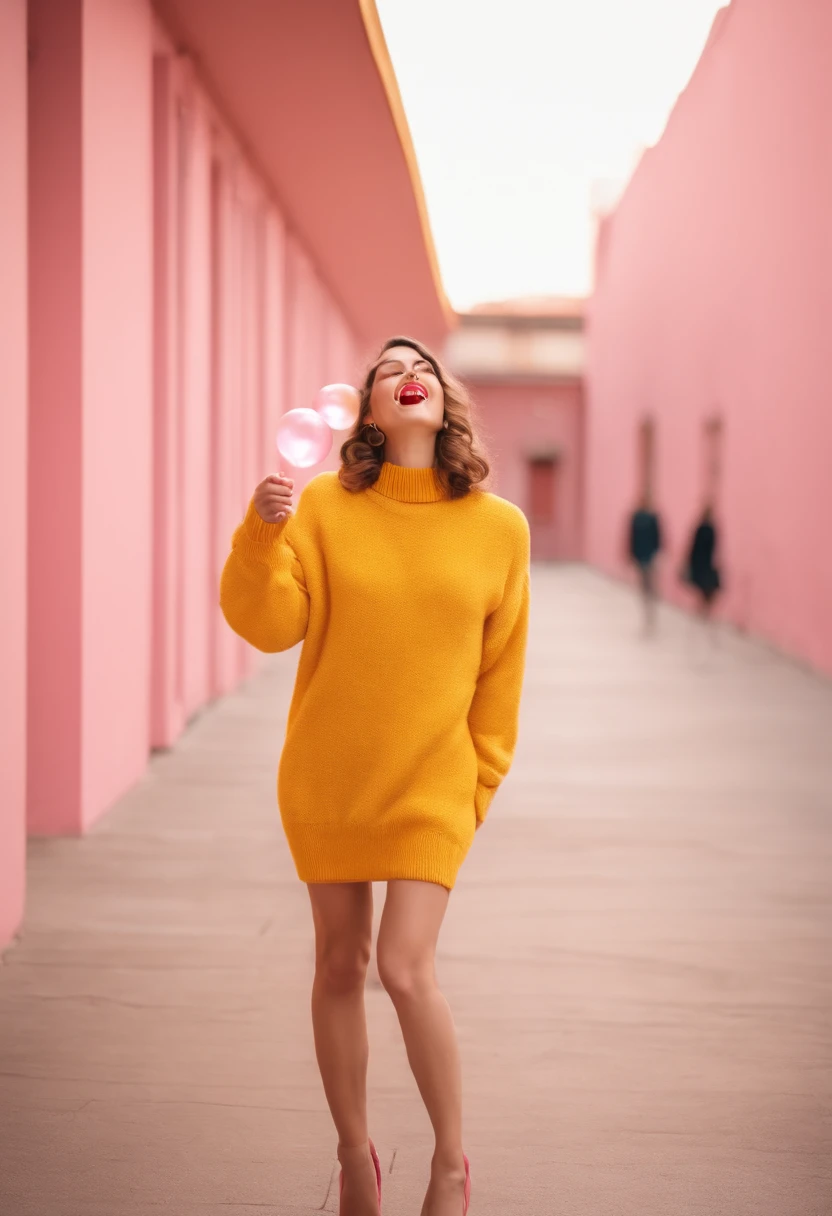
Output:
left=285, top=823, right=471, bottom=891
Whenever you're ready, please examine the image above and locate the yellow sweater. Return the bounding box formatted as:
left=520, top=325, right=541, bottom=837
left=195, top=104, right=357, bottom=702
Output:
left=220, top=462, right=530, bottom=889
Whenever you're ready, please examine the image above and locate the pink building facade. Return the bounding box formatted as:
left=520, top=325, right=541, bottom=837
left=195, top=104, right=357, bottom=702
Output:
left=1, top=0, right=450, bottom=948
left=1, top=0, right=29, bottom=956
left=586, top=0, right=832, bottom=675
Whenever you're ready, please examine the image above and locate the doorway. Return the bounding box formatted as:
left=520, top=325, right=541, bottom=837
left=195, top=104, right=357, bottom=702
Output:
left=527, top=454, right=559, bottom=559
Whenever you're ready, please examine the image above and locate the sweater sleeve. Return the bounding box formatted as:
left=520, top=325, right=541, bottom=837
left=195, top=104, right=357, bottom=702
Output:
left=219, top=499, right=310, bottom=653
left=468, top=516, right=531, bottom=825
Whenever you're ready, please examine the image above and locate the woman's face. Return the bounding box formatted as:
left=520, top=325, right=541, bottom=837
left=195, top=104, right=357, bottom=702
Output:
left=366, top=345, right=445, bottom=437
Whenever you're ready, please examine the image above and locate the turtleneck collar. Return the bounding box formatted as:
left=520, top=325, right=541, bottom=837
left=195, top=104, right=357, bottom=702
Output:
left=372, top=462, right=446, bottom=504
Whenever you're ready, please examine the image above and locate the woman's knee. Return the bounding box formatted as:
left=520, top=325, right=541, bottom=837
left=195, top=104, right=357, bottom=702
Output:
left=315, top=936, right=372, bottom=996
left=376, top=945, right=435, bottom=1003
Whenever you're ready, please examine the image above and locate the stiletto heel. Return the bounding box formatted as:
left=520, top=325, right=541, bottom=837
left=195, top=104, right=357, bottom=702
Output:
left=462, top=1154, right=471, bottom=1215
left=370, top=1140, right=382, bottom=1210
left=338, top=1139, right=382, bottom=1214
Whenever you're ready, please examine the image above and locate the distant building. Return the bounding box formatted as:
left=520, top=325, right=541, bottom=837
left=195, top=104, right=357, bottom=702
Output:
left=446, top=298, right=585, bottom=560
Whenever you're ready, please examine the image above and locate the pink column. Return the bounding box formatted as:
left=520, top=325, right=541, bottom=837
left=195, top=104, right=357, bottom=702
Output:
left=28, top=0, right=153, bottom=833
left=240, top=180, right=269, bottom=681
left=263, top=211, right=288, bottom=483
left=27, top=0, right=84, bottom=834
left=150, top=52, right=184, bottom=748
left=0, top=0, right=28, bottom=944
left=208, top=155, right=247, bottom=696
left=152, top=62, right=235, bottom=739
left=80, top=0, right=153, bottom=818
left=179, top=98, right=214, bottom=720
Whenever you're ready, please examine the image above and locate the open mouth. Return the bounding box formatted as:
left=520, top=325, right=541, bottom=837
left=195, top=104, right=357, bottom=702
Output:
left=398, top=382, right=428, bottom=406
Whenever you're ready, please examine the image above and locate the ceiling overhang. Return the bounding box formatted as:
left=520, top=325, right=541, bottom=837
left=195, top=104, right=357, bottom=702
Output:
left=153, top=0, right=453, bottom=350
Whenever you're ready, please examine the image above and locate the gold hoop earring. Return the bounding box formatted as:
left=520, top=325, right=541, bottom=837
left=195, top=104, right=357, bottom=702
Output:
left=364, top=421, right=386, bottom=448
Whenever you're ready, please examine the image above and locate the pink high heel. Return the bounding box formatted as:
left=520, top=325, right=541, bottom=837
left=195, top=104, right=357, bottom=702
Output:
left=338, top=1139, right=382, bottom=1214
left=462, top=1154, right=471, bottom=1214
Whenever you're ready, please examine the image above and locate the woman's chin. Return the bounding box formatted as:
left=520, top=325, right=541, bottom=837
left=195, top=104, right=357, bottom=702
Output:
left=387, top=413, right=441, bottom=433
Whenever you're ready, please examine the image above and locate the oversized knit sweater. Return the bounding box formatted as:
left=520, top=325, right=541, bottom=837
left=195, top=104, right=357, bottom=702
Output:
left=219, top=462, right=530, bottom=889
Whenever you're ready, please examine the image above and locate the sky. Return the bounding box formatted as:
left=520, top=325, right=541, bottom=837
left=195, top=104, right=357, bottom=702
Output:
left=376, top=0, right=726, bottom=310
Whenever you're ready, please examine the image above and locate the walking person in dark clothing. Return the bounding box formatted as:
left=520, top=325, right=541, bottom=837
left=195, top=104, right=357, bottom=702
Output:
left=628, top=496, right=663, bottom=635
left=682, top=504, right=722, bottom=641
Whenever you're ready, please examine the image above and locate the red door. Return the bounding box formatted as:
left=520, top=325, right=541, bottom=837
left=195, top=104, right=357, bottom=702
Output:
left=528, top=456, right=558, bottom=559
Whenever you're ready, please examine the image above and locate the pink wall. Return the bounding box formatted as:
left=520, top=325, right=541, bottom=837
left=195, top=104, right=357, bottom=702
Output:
left=81, top=0, right=154, bottom=819
left=151, top=51, right=222, bottom=742
left=5, top=0, right=439, bottom=947
left=28, top=0, right=153, bottom=833
left=146, top=39, right=364, bottom=723
left=473, top=382, right=584, bottom=561
left=27, top=0, right=84, bottom=834
left=586, top=0, right=832, bottom=675
left=147, top=46, right=366, bottom=729
left=26, top=0, right=363, bottom=834
left=0, top=0, right=28, bottom=945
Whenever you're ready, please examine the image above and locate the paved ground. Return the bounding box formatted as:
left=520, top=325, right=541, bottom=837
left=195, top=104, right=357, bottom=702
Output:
left=1, top=567, right=831, bottom=1216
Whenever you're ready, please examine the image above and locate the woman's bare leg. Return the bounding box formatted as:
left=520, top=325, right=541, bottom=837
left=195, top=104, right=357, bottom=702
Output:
left=698, top=595, right=719, bottom=653
left=376, top=880, right=466, bottom=1216
left=308, top=882, right=378, bottom=1215
left=640, top=563, right=657, bottom=636
left=705, top=597, right=720, bottom=648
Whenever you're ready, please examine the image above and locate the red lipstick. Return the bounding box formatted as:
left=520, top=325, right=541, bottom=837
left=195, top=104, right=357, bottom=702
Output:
left=398, top=382, right=428, bottom=405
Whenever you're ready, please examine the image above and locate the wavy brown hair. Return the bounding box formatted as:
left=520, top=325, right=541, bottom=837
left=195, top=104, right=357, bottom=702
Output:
left=338, top=336, right=490, bottom=499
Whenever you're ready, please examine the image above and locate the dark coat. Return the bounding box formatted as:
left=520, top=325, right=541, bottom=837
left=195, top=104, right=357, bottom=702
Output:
left=685, top=520, right=721, bottom=597
left=629, top=510, right=662, bottom=565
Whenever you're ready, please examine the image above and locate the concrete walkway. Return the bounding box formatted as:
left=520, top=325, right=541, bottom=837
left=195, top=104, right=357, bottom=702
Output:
left=1, top=567, right=830, bottom=1216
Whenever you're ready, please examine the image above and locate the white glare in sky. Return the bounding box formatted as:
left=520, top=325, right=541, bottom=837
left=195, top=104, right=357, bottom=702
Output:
left=376, top=0, right=726, bottom=309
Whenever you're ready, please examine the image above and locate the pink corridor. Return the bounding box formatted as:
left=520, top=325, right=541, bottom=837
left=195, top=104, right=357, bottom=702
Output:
left=2, top=0, right=832, bottom=954
left=0, top=0, right=451, bottom=946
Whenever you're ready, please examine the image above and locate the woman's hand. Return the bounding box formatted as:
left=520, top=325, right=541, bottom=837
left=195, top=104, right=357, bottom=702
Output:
left=253, top=474, right=294, bottom=523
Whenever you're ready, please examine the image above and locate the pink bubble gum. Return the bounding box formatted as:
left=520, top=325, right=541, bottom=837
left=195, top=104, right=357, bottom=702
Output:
left=276, top=408, right=333, bottom=468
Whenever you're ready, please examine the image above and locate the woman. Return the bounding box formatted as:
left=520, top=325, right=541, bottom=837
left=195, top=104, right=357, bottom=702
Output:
left=220, top=337, right=530, bottom=1216
left=627, top=493, right=663, bottom=635
left=683, top=504, right=722, bottom=627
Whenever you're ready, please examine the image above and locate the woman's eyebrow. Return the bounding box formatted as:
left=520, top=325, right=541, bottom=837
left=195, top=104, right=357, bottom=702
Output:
left=373, top=356, right=435, bottom=375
